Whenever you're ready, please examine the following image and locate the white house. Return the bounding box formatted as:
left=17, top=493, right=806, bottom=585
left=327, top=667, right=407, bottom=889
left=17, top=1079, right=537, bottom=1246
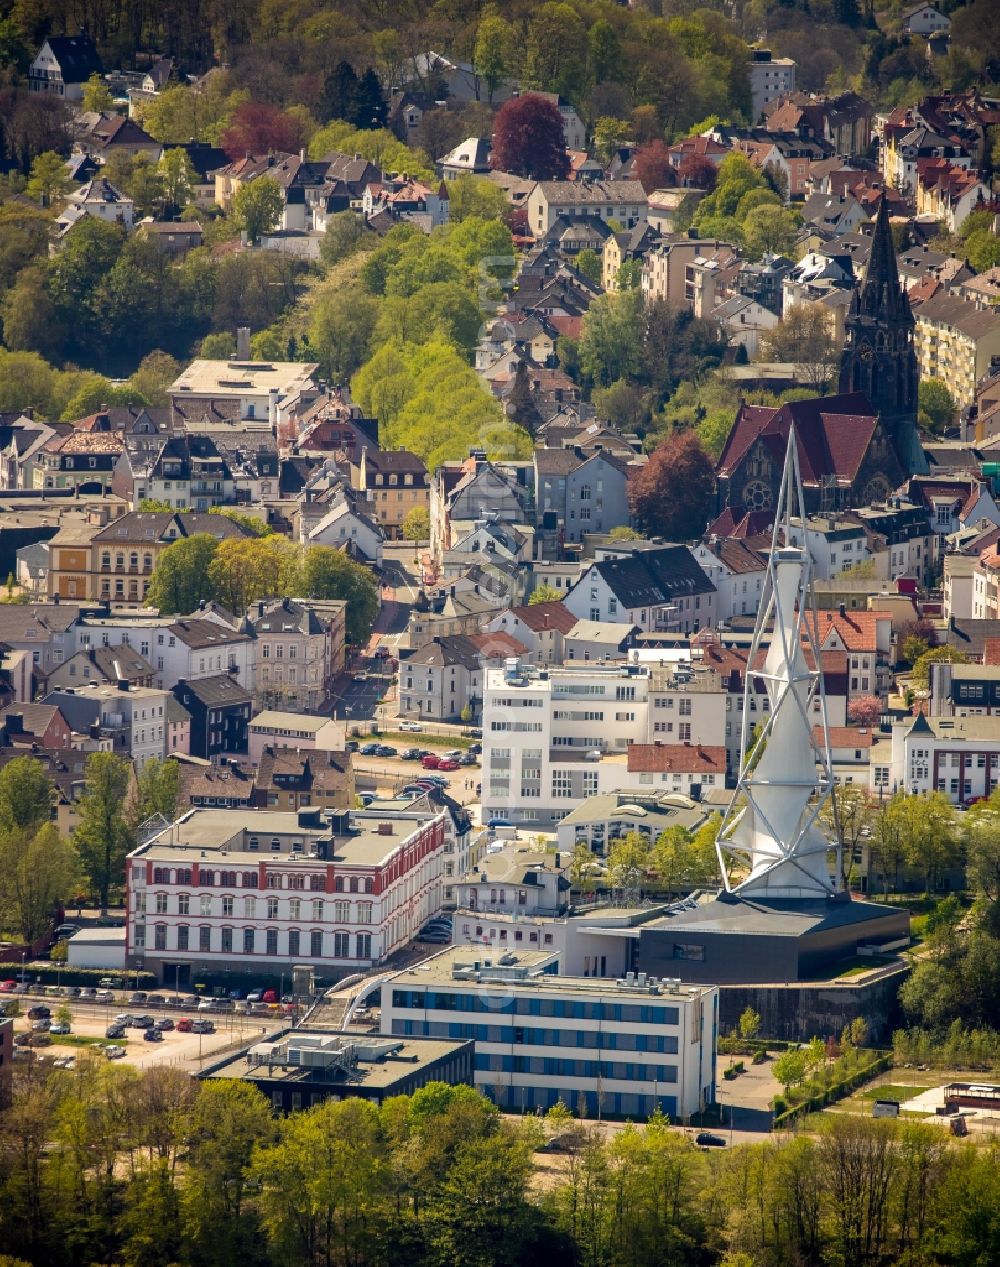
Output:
left=901, top=4, right=950, bottom=35
left=305, top=497, right=384, bottom=566
left=564, top=546, right=717, bottom=635
left=689, top=540, right=767, bottom=622
left=871, top=711, right=1000, bottom=805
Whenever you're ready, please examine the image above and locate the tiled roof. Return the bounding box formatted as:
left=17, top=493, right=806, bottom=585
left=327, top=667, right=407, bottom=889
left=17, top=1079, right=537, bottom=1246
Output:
left=586, top=546, right=715, bottom=608
left=507, top=600, right=578, bottom=634
left=174, top=673, right=251, bottom=707
left=627, top=741, right=726, bottom=773
left=168, top=618, right=250, bottom=649
left=813, top=610, right=890, bottom=653
left=815, top=726, right=875, bottom=748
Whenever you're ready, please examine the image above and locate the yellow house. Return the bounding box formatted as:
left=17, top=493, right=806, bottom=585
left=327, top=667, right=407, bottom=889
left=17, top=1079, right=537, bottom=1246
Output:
left=46, top=518, right=103, bottom=601
left=354, top=449, right=429, bottom=541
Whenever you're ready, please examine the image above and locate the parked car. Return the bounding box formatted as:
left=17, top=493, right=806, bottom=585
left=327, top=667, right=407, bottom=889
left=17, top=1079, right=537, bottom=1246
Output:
left=49, top=1020, right=71, bottom=1035
left=358, top=792, right=376, bottom=807
left=399, top=720, right=423, bottom=732
left=469, top=742, right=482, bottom=755
left=65, top=986, right=81, bottom=998
left=695, top=1132, right=727, bottom=1148
left=420, top=774, right=448, bottom=787
left=0, top=980, right=16, bottom=993
left=191, top=1019, right=215, bottom=1034
left=359, top=742, right=380, bottom=756
left=437, top=759, right=460, bottom=771
left=98, top=977, right=119, bottom=989
left=154, top=1017, right=175, bottom=1031
left=421, top=754, right=441, bottom=769
left=127, top=992, right=147, bottom=1006
left=145, top=994, right=164, bottom=1007
left=94, top=989, right=114, bottom=1003
left=417, top=930, right=451, bottom=943
left=176, top=1017, right=193, bottom=1032
left=104, top=1045, right=127, bottom=1060
left=29, top=1033, right=52, bottom=1046
left=130, top=1015, right=154, bottom=1029
left=106, top=1023, right=126, bottom=1039
left=27, top=1005, right=50, bottom=1020
left=401, top=747, right=424, bottom=760
left=143, top=1028, right=164, bottom=1042
left=345, top=739, right=359, bottom=753
left=441, top=749, right=463, bottom=760
left=458, top=753, right=478, bottom=766
left=246, top=989, right=264, bottom=1003
left=53, top=924, right=80, bottom=939
left=78, top=987, right=96, bottom=1000
left=375, top=744, right=397, bottom=757
left=197, top=998, right=215, bottom=1010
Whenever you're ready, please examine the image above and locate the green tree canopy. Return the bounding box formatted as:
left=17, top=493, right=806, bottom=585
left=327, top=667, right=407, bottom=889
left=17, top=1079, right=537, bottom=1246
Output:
left=300, top=547, right=379, bottom=644
left=146, top=533, right=220, bottom=615
left=73, top=752, right=134, bottom=914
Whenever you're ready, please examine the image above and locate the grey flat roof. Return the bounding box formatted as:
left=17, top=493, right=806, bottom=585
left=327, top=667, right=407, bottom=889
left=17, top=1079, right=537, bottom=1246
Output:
left=643, top=893, right=907, bottom=938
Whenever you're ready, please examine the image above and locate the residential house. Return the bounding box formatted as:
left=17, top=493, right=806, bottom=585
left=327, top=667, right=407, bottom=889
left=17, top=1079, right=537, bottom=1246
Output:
left=430, top=455, right=529, bottom=565
left=525, top=180, right=648, bottom=238
left=46, top=645, right=155, bottom=692
left=564, top=545, right=717, bottom=635
left=0, top=703, right=72, bottom=749
left=0, top=602, right=80, bottom=676
left=749, top=49, right=796, bottom=121
left=253, top=746, right=354, bottom=811
left=168, top=357, right=320, bottom=427
left=172, top=674, right=251, bottom=760
left=710, top=294, right=779, bottom=360
left=439, top=136, right=491, bottom=180
left=354, top=449, right=429, bottom=541
left=533, top=447, right=632, bottom=550
left=929, top=661, right=1000, bottom=717
left=484, top=601, right=578, bottom=665
left=362, top=177, right=450, bottom=230
left=46, top=517, right=104, bottom=603
left=625, top=741, right=727, bottom=798
left=641, top=238, right=730, bottom=311
left=177, top=760, right=256, bottom=811
left=563, top=620, right=640, bottom=662
left=54, top=177, right=136, bottom=237
left=72, top=113, right=162, bottom=164
left=33, top=427, right=124, bottom=492
left=915, top=160, right=990, bottom=232
left=398, top=631, right=525, bottom=722
left=44, top=681, right=175, bottom=767
left=689, top=539, right=768, bottom=622
left=247, top=597, right=345, bottom=713
left=303, top=492, right=384, bottom=565
left=28, top=34, right=102, bottom=100
left=443, top=519, right=530, bottom=577
left=914, top=293, right=1000, bottom=408
left=247, top=711, right=346, bottom=764
left=533, top=94, right=587, bottom=150
left=138, top=220, right=203, bottom=255
left=85, top=510, right=252, bottom=607
left=902, top=4, right=951, bottom=35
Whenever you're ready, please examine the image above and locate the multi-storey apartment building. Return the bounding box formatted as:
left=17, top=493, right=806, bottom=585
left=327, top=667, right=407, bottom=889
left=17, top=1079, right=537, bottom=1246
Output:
left=72, top=613, right=254, bottom=691
left=481, top=659, right=651, bottom=828
left=44, top=681, right=176, bottom=767
left=126, top=805, right=448, bottom=985
left=248, top=597, right=346, bottom=713
left=381, top=947, right=718, bottom=1120
left=914, top=293, right=1000, bottom=409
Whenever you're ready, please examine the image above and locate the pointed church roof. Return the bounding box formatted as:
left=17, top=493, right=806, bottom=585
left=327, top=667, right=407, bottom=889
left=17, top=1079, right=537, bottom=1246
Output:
left=855, top=195, right=910, bottom=326
left=907, top=710, right=933, bottom=736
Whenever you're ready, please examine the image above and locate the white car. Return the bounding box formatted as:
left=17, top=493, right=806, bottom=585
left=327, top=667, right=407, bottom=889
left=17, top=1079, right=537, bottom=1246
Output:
left=104, top=1045, right=126, bottom=1060
left=399, top=721, right=423, bottom=732
left=441, top=749, right=462, bottom=760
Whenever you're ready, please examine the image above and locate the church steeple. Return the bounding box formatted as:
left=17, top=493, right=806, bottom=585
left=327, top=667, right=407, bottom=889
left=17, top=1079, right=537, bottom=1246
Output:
left=839, top=195, right=925, bottom=475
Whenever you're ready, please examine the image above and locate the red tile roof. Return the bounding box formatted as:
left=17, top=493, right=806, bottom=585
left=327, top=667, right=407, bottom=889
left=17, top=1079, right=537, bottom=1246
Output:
left=509, top=600, right=578, bottom=634
left=813, top=610, right=890, bottom=653
left=469, top=630, right=528, bottom=659
left=627, top=741, right=726, bottom=774
left=813, top=726, right=875, bottom=749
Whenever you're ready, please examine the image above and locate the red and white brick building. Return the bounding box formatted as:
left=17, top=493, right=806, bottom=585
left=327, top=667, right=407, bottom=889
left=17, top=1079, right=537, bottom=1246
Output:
left=126, top=805, right=447, bottom=984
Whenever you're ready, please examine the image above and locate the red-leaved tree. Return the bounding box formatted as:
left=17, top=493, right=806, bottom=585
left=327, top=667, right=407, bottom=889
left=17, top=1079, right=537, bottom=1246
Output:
left=628, top=430, right=716, bottom=540
left=678, top=154, right=718, bottom=191
left=490, top=93, right=570, bottom=181
left=221, top=103, right=307, bottom=160
left=847, top=695, right=882, bottom=728
left=633, top=139, right=675, bottom=193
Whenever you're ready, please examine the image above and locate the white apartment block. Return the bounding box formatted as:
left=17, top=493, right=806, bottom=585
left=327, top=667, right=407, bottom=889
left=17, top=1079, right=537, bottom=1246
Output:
left=45, top=681, right=175, bottom=767
left=381, top=947, right=718, bottom=1121
left=73, top=613, right=254, bottom=691
left=126, top=805, right=448, bottom=986
left=481, top=659, right=651, bottom=828
left=749, top=49, right=796, bottom=121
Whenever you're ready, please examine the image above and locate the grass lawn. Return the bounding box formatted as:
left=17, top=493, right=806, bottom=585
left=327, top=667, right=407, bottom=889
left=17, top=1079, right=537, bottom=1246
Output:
left=376, top=731, right=475, bottom=750
left=54, top=1034, right=126, bottom=1048
left=857, top=1084, right=930, bottom=1102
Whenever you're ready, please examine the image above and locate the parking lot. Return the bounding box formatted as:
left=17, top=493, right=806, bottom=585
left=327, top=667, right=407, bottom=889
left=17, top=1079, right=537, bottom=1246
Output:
left=4, top=991, right=287, bottom=1071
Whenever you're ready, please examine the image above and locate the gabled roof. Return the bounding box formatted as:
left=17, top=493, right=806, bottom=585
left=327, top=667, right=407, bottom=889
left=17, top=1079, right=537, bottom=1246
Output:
left=38, top=34, right=102, bottom=83
left=507, top=600, right=577, bottom=634
left=717, top=392, right=886, bottom=488
left=174, top=673, right=251, bottom=707
left=168, top=618, right=251, bottom=649
left=813, top=610, right=889, bottom=653
left=627, top=741, right=726, bottom=774
left=584, top=546, right=715, bottom=608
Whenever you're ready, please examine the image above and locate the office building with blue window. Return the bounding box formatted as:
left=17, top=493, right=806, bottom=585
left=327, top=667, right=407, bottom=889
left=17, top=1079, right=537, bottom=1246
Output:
left=380, top=948, right=717, bottom=1121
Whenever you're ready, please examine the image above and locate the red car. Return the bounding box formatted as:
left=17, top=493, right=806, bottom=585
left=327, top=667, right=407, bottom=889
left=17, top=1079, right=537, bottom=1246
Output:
left=421, top=754, right=441, bottom=769
left=0, top=980, right=16, bottom=993
left=262, top=989, right=277, bottom=1004
left=437, top=759, right=460, bottom=771
left=176, top=1017, right=193, bottom=1032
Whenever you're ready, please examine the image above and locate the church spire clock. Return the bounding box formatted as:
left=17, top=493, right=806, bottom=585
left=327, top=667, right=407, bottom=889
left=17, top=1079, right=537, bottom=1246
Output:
left=839, top=195, right=926, bottom=475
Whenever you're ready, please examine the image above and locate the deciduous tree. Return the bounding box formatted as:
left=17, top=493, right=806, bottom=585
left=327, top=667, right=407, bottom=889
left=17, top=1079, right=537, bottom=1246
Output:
left=628, top=430, right=715, bottom=540
left=73, top=752, right=134, bottom=914
left=474, top=13, right=517, bottom=103
left=146, top=533, right=219, bottom=615
left=232, top=175, right=283, bottom=244
left=490, top=94, right=570, bottom=181
left=0, top=755, right=55, bottom=837
left=847, top=695, right=882, bottom=728
left=301, top=546, right=379, bottom=645
left=634, top=140, right=675, bottom=193
left=25, top=150, right=71, bottom=205
left=760, top=303, right=839, bottom=391
left=0, top=822, right=78, bottom=943
left=220, top=101, right=305, bottom=160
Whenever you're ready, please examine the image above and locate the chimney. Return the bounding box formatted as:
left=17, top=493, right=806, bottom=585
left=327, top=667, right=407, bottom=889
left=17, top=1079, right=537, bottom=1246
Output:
left=257, top=601, right=265, bottom=618
left=838, top=602, right=847, bottom=617
left=117, top=679, right=129, bottom=691
left=236, top=326, right=251, bottom=360
left=5, top=713, right=22, bottom=734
